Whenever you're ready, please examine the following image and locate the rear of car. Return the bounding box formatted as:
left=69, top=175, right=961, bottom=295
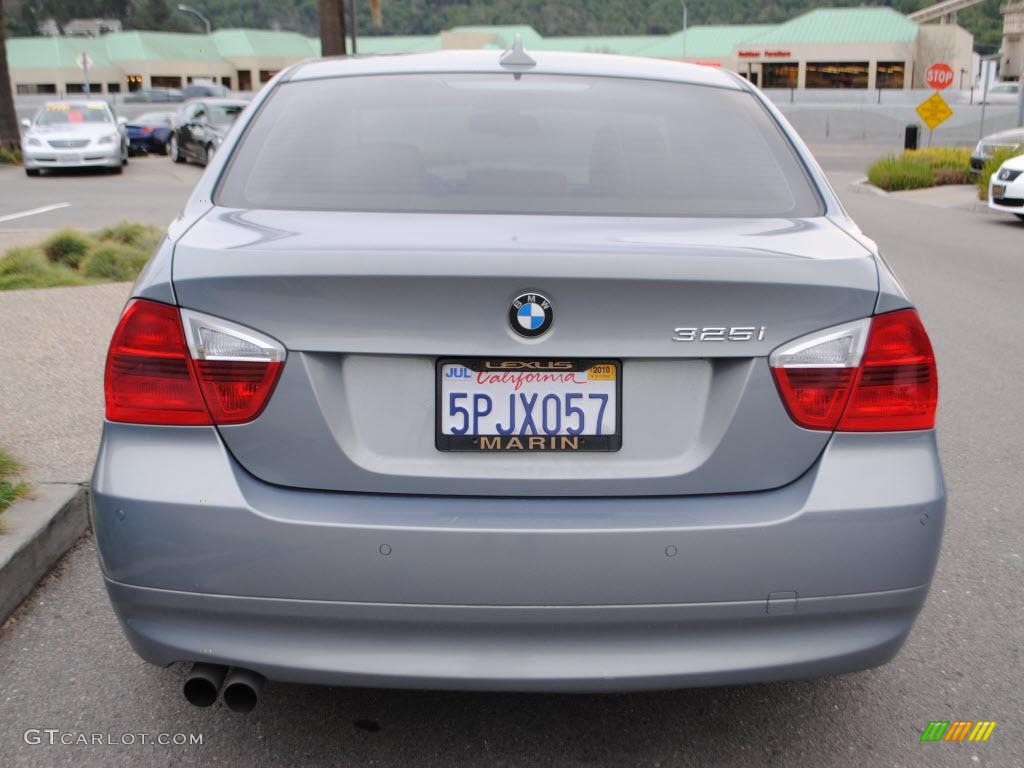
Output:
left=92, top=52, right=944, bottom=696
left=21, top=101, right=127, bottom=174
left=988, top=154, right=1024, bottom=220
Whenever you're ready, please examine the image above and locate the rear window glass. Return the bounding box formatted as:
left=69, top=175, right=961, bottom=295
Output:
left=216, top=74, right=823, bottom=217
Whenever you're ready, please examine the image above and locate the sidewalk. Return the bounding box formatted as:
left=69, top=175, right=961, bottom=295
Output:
left=886, top=183, right=988, bottom=212
left=0, top=282, right=131, bottom=483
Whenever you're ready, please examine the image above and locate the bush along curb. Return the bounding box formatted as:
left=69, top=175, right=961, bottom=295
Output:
left=0, top=484, right=90, bottom=624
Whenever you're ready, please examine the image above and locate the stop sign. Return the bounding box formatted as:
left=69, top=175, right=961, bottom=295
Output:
left=926, top=63, right=954, bottom=90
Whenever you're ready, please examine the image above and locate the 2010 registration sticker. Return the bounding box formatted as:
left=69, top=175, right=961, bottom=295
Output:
left=436, top=359, right=622, bottom=452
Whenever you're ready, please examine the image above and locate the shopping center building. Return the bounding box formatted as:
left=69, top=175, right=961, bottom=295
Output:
left=6, top=7, right=975, bottom=96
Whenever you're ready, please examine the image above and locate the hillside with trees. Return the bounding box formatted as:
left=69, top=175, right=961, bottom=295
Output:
left=3, top=0, right=1008, bottom=54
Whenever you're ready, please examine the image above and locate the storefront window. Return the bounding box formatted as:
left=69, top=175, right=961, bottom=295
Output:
left=876, top=62, right=905, bottom=89
left=237, top=70, right=252, bottom=91
left=151, top=76, right=183, bottom=88
left=762, top=63, right=798, bottom=88
left=16, top=83, right=57, bottom=95
left=805, top=62, right=869, bottom=89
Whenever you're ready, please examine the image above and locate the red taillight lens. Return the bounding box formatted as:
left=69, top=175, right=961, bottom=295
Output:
left=771, top=368, right=856, bottom=430
left=194, top=360, right=283, bottom=424
left=104, top=299, right=284, bottom=426
left=141, top=126, right=154, bottom=135
left=771, top=309, right=937, bottom=432
left=837, top=309, right=937, bottom=431
left=105, top=299, right=211, bottom=425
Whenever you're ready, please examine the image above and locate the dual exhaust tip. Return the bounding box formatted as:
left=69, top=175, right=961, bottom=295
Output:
left=183, top=663, right=264, bottom=713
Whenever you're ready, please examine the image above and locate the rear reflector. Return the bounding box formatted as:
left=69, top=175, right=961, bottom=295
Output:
left=770, top=309, right=937, bottom=432
left=105, top=299, right=285, bottom=426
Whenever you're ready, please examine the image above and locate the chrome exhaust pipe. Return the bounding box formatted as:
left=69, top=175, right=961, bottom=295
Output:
left=183, top=663, right=227, bottom=708
left=222, top=667, right=264, bottom=714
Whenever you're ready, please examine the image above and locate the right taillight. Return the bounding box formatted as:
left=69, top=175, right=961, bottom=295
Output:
left=770, top=309, right=937, bottom=432
left=105, top=299, right=285, bottom=426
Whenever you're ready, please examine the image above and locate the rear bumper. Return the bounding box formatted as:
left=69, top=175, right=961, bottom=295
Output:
left=91, top=424, right=945, bottom=691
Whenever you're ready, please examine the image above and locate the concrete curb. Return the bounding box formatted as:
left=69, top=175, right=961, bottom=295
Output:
left=0, top=483, right=90, bottom=624
left=847, top=178, right=889, bottom=197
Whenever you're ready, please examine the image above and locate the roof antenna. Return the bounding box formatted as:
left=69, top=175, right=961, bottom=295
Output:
left=500, top=33, right=537, bottom=69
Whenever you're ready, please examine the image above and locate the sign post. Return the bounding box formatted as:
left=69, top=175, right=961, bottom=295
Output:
left=917, top=63, right=955, bottom=146
left=75, top=52, right=93, bottom=95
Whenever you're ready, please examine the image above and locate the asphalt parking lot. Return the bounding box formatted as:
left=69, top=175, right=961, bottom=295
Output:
left=0, top=145, right=1022, bottom=767
left=0, top=155, right=201, bottom=252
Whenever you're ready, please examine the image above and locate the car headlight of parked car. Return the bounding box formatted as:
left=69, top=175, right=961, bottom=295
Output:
left=97, top=133, right=118, bottom=145
left=997, top=168, right=1022, bottom=182
left=24, top=136, right=42, bottom=147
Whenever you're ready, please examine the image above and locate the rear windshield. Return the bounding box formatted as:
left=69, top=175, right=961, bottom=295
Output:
left=216, top=73, right=823, bottom=217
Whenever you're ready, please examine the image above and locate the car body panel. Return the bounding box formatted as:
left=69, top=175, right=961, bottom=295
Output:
left=91, top=423, right=944, bottom=689
left=21, top=101, right=127, bottom=170
left=170, top=98, right=248, bottom=166
left=97, top=52, right=945, bottom=691
left=971, top=127, right=1024, bottom=172
left=172, top=210, right=878, bottom=496
left=988, top=152, right=1024, bottom=215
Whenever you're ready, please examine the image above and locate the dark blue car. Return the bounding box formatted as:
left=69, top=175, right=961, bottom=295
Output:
left=126, top=111, right=175, bottom=155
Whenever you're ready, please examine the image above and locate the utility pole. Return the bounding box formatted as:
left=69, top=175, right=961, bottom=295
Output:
left=350, top=0, right=358, bottom=54
left=682, top=3, right=688, bottom=60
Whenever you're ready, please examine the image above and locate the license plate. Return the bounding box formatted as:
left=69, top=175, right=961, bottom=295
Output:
left=436, top=359, right=621, bottom=452
left=64, top=153, right=80, bottom=163
left=993, top=184, right=1006, bottom=199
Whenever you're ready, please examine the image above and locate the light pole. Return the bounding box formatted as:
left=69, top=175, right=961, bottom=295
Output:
left=178, top=4, right=213, bottom=84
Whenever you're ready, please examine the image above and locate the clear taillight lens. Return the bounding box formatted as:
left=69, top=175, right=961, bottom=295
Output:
left=770, top=310, right=937, bottom=432
left=105, top=299, right=285, bottom=426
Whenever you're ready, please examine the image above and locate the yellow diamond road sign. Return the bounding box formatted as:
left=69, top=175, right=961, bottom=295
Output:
left=916, top=92, right=953, bottom=131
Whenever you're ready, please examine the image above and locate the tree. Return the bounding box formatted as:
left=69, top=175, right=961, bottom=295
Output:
left=0, top=0, right=22, bottom=152
left=318, top=0, right=347, bottom=56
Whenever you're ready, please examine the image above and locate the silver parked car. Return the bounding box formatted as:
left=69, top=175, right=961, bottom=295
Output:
left=93, top=44, right=944, bottom=712
left=21, top=100, right=129, bottom=175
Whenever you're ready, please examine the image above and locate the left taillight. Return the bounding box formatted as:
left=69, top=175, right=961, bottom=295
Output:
left=104, top=299, right=285, bottom=426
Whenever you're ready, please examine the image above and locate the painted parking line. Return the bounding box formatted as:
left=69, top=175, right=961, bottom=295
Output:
left=0, top=202, right=71, bottom=224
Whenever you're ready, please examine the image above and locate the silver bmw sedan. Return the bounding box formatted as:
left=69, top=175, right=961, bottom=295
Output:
left=91, top=44, right=944, bottom=713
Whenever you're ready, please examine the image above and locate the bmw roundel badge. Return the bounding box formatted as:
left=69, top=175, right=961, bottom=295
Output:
left=509, top=293, right=553, bottom=338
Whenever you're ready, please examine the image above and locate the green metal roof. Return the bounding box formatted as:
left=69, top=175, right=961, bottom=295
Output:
left=639, top=25, right=773, bottom=59
left=745, top=8, right=918, bottom=46
left=447, top=25, right=546, bottom=49
left=211, top=29, right=317, bottom=58
left=351, top=35, right=442, bottom=54
left=6, top=10, right=925, bottom=75
left=7, top=36, right=114, bottom=69
left=536, top=36, right=663, bottom=55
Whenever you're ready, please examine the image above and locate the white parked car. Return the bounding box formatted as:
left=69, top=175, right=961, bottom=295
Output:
left=988, top=153, right=1024, bottom=221
left=980, top=82, right=1021, bottom=105
left=20, top=100, right=128, bottom=176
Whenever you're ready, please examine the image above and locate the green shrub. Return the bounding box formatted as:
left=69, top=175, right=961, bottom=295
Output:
left=81, top=243, right=150, bottom=282
left=932, top=167, right=972, bottom=186
left=867, top=155, right=935, bottom=191
left=0, top=246, right=87, bottom=290
left=95, top=220, right=162, bottom=249
left=42, top=228, right=92, bottom=268
left=0, top=447, right=28, bottom=516
left=977, top=146, right=1024, bottom=200
left=0, top=147, right=22, bottom=165
left=906, top=147, right=972, bottom=172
